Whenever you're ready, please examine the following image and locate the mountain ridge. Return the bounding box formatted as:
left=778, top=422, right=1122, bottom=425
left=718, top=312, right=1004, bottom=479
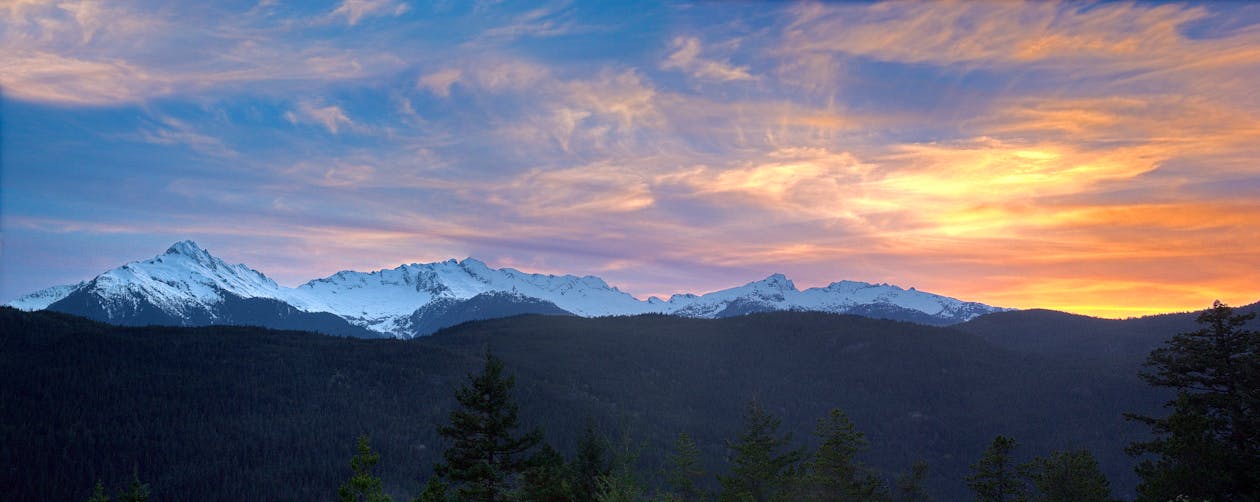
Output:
left=10, top=240, right=1012, bottom=337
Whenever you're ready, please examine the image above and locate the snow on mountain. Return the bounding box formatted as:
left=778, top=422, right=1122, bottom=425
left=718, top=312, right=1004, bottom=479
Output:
left=658, top=274, right=1006, bottom=324
left=9, top=241, right=285, bottom=317
left=9, top=282, right=86, bottom=311
left=285, top=258, right=654, bottom=335
left=6, top=240, right=1011, bottom=337
left=82, top=240, right=286, bottom=318
left=665, top=273, right=799, bottom=318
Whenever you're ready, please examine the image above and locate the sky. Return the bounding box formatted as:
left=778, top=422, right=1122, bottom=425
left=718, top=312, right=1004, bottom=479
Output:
left=3, top=0, right=1260, bottom=318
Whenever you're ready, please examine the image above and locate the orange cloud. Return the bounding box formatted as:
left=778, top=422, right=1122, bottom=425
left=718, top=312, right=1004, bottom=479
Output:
left=781, top=1, right=1245, bottom=70
left=495, top=162, right=656, bottom=216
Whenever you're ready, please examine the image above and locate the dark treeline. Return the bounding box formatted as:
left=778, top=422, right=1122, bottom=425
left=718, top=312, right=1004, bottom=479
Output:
left=0, top=308, right=472, bottom=500
left=366, top=350, right=1117, bottom=501
left=345, top=299, right=1260, bottom=501
left=1, top=303, right=1254, bottom=500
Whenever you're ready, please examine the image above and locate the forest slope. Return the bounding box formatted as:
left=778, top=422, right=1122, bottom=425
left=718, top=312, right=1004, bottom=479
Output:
left=0, top=307, right=1174, bottom=500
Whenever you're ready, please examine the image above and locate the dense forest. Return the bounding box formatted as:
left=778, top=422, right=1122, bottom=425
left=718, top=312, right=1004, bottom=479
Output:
left=1, top=303, right=1255, bottom=500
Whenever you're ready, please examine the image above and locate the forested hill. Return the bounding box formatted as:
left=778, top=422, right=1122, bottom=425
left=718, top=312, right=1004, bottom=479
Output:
left=1, top=306, right=1177, bottom=500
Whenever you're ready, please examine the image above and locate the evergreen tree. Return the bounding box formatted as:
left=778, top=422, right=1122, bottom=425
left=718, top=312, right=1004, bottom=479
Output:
left=572, top=420, right=611, bottom=501
left=595, top=431, right=645, bottom=502
left=664, top=432, right=706, bottom=501
left=521, top=443, right=573, bottom=502
left=1125, top=301, right=1260, bottom=502
left=435, top=351, right=541, bottom=501
left=1021, top=449, right=1112, bottom=502
left=595, top=470, right=646, bottom=502
left=892, top=461, right=932, bottom=502
left=338, top=434, right=391, bottom=502
left=414, top=478, right=450, bottom=502
left=799, top=408, right=888, bottom=501
left=718, top=400, right=805, bottom=502
left=117, top=468, right=150, bottom=502
left=87, top=480, right=110, bottom=502
left=965, top=435, right=1026, bottom=502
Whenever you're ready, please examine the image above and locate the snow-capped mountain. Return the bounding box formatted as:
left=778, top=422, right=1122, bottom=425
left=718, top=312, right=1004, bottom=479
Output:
left=282, top=257, right=654, bottom=335
left=69, top=240, right=285, bottom=315
left=9, top=282, right=86, bottom=311
left=9, top=240, right=1011, bottom=338
left=28, top=241, right=380, bottom=338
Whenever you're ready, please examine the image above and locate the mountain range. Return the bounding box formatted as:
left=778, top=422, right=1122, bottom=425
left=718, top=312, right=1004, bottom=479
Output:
left=9, top=240, right=1009, bottom=337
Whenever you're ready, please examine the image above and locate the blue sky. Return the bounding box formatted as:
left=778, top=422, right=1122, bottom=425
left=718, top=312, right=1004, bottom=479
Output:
left=4, top=0, right=1260, bottom=317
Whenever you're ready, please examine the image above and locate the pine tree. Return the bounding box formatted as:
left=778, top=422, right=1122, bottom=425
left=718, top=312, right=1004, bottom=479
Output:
left=664, top=432, right=706, bottom=501
left=521, top=443, right=573, bottom=502
left=595, top=431, right=645, bottom=502
left=718, top=400, right=805, bottom=502
left=892, top=461, right=932, bottom=502
left=572, top=420, right=611, bottom=501
left=965, top=435, right=1026, bottom=502
left=800, top=408, right=889, bottom=501
left=117, top=468, right=150, bottom=502
left=414, top=478, right=450, bottom=502
left=595, top=470, right=646, bottom=502
left=87, top=480, right=110, bottom=502
left=338, top=434, right=391, bottom=502
left=1021, top=449, right=1112, bottom=502
left=435, top=351, right=541, bottom=502
left=1125, top=301, right=1260, bottom=501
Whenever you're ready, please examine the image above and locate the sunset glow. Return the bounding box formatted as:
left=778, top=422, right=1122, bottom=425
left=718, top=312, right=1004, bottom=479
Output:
left=3, top=1, right=1260, bottom=318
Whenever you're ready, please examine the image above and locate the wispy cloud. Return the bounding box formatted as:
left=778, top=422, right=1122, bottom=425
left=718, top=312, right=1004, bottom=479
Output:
left=417, top=68, right=463, bottom=97
left=0, top=1, right=408, bottom=106
left=434, top=57, right=662, bottom=156
left=661, top=36, right=756, bottom=82
left=330, top=0, right=410, bottom=26
left=285, top=100, right=355, bottom=134
left=783, top=2, right=1224, bottom=69
left=138, top=116, right=239, bottom=158
left=472, top=2, right=580, bottom=43
left=1, top=51, right=167, bottom=105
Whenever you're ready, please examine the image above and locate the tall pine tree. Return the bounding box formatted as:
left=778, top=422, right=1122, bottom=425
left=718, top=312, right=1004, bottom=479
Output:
left=435, top=351, right=541, bottom=502
left=87, top=480, right=110, bottom=502
left=413, top=478, right=450, bottom=502
left=718, top=400, right=804, bottom=502
left=1125, top=301, right=1260, bottom=501
left=117, top=468, right=150, bottom=502
left=1021, top=449, right=1112, bottom=502
left=664, top=432, right=706, bottom=501
left=595, top=431, right=646, bottom=502
left=892, top=461, right=932, bottom=502
left=520, top=443, right=573, bottom=502
left=965, top=435, right=1026, bottom=502
left=572, top=420, right=611, bottom=501
left=799, top=408, right=889, bottom=501
left=338, top=434, right=391, bottom=502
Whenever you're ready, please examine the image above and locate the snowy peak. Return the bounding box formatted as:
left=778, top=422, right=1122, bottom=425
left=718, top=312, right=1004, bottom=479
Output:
left=284, top=255, right=653, bottom=336
left=659, top=274, right=1011, bottom=324
left=73, top=241, right=283, bottom=317
left=749, top=273, right=797, bottom=292
left=165, top=240, right=212, bottom=261
left=456, top=257, right=492, bottom=274
left=9, top=282, right=85, bottom=311
left=8, top=240, right=1012, bottom=337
